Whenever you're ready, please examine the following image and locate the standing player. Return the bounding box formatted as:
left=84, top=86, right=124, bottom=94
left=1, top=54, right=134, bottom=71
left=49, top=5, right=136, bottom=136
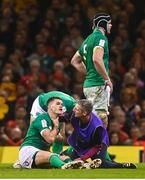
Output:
left=71, top=12, right=113, bottom=128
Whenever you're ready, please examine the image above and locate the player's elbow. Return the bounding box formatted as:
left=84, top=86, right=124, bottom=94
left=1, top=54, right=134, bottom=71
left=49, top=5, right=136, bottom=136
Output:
left=71, top=56, right=77, bottom=66
left=71, top=52, right=81, bottom=66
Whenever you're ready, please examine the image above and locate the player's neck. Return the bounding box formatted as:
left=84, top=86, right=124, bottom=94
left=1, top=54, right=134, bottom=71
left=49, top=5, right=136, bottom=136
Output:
left=98, top=27, right=105, bottom=35
left=48, top=109, right=58, bottom=120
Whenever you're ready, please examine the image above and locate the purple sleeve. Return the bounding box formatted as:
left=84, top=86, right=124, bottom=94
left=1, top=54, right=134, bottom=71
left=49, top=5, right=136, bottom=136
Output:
left=80, top=145, right=101, bottom=161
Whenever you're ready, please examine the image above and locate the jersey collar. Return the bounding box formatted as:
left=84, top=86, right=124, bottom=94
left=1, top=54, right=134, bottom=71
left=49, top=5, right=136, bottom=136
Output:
left=93, top=28, right=104, bottom=35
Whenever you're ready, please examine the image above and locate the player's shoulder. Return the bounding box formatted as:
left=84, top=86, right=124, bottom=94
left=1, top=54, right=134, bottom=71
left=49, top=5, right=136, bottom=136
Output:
left=94, top=31, right=106, bottom=40
left=35, top=113, right=49, bottom=121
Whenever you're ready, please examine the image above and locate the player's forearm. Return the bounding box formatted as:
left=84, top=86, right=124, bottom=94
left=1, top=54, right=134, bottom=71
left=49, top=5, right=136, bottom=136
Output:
left=44, top=127, right=59, bottom=144
left=71, top=52, right=86, bottom=75
left=50, top=126, right=59, bottom=141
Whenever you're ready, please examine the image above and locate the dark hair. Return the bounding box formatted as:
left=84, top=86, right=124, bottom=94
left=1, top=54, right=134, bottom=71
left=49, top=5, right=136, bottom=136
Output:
left=47, top=97, right=62, bottom=105
left=77, top=99, right=93, bottom=114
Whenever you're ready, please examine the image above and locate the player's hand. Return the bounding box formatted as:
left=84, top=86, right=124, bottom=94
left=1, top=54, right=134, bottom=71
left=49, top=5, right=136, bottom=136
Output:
left=105, top=80, right=113, bottom=94
left=56, top=133, right=64, bottom=141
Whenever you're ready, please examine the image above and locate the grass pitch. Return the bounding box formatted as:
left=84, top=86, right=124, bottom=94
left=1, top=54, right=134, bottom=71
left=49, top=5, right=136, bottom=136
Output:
left=0, top=163, right=145, bottom=178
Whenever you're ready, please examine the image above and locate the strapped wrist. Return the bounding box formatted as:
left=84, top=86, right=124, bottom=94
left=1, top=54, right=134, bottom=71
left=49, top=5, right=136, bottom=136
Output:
left=54, top=126, right=59, bottom=131
left=105, top=79, right=110, bottom=83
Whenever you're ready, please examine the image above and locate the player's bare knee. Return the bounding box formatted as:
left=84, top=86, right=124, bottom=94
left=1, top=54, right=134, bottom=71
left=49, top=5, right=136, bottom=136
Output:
left=35, top=151, right=52, bottom=164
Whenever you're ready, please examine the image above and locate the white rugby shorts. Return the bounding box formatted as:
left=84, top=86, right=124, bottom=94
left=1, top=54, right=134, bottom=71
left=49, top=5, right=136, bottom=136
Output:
left=19, top=146, right=40, bottom=168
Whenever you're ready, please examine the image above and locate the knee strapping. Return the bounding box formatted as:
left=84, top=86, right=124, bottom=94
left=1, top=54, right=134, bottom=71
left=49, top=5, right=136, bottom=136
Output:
left=95, top=111, right=108, bottom=128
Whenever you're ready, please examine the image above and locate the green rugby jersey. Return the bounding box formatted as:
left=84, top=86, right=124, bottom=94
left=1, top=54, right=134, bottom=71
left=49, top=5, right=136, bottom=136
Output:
left=78, top=28, right=109, bottom=87
left=21, top=113, right=54, bottom=150
left=39, top=91, right=76, bottom=112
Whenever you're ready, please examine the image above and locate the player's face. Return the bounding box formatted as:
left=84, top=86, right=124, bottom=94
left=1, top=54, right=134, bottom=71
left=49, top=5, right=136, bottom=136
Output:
left=73, top=104, right=84, bottom=118
left=50, top=99, right=64, bottom=115
left=107, top=20, right=112, bottom=34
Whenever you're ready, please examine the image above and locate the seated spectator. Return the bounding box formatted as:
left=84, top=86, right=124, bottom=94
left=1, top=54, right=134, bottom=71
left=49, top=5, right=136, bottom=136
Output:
left=0, top=121, right=23, bottom=146
left=138, top=120, right=145, bottom=140
left=140, top=100, right=145, bottom=118
left=49, top=61, right=71, bottom=90
left=129, top=126, right=141, bottom=144
left=113, top=109, right=127, bottom=130
left=0, top=96, right=9, bottom=121
left=120, top=85, right=142, bottom=133
left=109, top=120, right=130, bottom=144
left=133, top=120, right=145, bottom=146
left=129, top=68, right=144, bottom=88
left=14, top=105, right=28, bottom=135
left=20, top=58, right=48, bottom=91
left=109, top=132, right=121, bottom=145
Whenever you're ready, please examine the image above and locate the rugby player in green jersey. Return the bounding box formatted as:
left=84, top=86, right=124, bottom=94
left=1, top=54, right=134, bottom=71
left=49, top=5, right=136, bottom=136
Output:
left=15, top=97, right=83, bottom=169
left=30, top=91, right=76, bottom=122
left=71, top=12, right=113, bottom=162
left=71, top=13, right=113, bottom=128
left=30, top=91, right=76, bottom=154
left=13, top=91, right=76, bottom=168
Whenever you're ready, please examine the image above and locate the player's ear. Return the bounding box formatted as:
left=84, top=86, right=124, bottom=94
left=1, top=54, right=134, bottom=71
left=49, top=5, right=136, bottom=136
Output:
left=83, top=111, right=88, bottom=116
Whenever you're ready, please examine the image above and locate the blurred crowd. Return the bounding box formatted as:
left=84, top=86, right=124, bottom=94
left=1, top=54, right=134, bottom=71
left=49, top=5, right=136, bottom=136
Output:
left=0, top=0, right=145, bottom=147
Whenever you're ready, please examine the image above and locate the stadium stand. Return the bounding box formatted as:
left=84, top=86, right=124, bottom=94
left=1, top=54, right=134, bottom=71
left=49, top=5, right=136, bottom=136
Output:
left=0, top=0, right=145, bottom=150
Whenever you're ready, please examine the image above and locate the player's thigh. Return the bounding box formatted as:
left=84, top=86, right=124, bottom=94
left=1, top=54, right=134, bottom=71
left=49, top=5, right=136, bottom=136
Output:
left=34, top=150, right=52, bottom=165
left=83, top=86, right=108, bottom=112
left=19, top=146, right=40, bottom=168
left=83, top=86, right=109, bottom=127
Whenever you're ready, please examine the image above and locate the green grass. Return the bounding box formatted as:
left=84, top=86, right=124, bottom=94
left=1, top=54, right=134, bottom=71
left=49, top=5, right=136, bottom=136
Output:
left=0, top=163, right=145, bottom=178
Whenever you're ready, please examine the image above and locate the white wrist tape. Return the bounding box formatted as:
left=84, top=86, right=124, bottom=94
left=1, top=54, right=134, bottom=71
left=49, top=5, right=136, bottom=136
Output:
left=106, top=86, right=111, bottom=107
